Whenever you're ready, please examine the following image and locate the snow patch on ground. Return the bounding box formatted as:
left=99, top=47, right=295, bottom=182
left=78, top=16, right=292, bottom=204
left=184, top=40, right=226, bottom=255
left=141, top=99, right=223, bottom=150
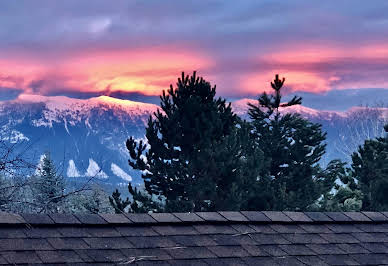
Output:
left=111, top=163, right=132, bottom=182
left=67, top=160, right=80, bottom=177
left=85, top=158, right=108, bottom=179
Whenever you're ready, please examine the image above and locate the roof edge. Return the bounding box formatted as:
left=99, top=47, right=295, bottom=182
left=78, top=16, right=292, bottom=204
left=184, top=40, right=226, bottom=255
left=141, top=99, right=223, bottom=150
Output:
left=1, top=211, right=387, bottom=226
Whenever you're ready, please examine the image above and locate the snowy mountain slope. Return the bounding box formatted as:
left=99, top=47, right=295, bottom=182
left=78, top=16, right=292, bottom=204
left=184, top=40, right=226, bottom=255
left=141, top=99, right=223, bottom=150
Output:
left=0, top=94, right=159, bottom=187
left=232, top=98, right=388, bottom=163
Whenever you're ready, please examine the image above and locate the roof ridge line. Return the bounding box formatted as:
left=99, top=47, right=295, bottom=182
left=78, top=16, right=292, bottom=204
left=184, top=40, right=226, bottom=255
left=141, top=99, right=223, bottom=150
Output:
left=0, top=211, right=387, bottom=226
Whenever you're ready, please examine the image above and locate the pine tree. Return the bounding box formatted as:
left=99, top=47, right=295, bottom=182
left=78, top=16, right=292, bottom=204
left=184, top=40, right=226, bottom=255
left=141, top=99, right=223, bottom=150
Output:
left=351, top=124, right=388, bottom=211
left=316, top=160, right=362, bottom=211
left=109, top=189, right=131, bottom=213
left=31, top=152, right=66, bottom=213
left=120, top=71, right=264, bottom=212
left=248, top=75, right=330, bottom=210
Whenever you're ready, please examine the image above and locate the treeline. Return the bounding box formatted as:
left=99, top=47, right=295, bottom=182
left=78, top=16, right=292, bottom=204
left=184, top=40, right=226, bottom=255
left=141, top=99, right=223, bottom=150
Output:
left=110, top=72, right=388, bottom=213
left=0, top=152, right=112, bottom=213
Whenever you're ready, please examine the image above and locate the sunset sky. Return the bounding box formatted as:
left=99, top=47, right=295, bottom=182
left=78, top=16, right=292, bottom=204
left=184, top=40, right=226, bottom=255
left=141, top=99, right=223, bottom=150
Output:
left=0, top=1, right=388, bottom=110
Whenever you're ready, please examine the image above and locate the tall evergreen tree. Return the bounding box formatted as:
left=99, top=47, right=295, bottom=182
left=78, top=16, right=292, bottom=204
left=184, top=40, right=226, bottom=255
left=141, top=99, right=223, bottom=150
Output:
left=121, top=72, right=264, bottom=212
left=351, top=124, right=388, bottom=211
left=31, top=152, right=66, bottom=213
left=248, top=75, right=330, bottom=210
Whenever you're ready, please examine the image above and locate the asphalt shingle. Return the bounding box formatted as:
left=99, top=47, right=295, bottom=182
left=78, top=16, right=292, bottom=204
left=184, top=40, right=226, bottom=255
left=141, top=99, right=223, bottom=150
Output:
left=240, top=211, right=271, bottom=222
left=0, top=211, right=386, bottom=265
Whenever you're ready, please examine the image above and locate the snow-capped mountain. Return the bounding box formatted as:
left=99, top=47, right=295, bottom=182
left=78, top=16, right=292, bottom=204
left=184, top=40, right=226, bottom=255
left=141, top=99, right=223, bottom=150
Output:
left=233, top=98, right=388, bottom=164
left=0, top=94, right=158, bottom=187
left=0, top=95, right=386, bottom=190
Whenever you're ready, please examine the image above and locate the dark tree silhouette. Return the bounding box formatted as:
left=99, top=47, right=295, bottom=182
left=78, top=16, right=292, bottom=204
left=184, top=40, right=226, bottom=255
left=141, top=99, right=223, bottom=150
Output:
left=248, top=74, right=331, bottom=210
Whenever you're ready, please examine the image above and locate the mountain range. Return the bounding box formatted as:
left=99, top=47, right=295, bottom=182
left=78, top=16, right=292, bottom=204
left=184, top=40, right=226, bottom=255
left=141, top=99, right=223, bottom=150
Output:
left=0, top=94, right=386, bottom=190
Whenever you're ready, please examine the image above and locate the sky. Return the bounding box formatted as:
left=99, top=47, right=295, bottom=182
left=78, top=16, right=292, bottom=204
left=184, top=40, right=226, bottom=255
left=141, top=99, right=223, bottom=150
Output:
left=0, top=1, right=388, bottom=110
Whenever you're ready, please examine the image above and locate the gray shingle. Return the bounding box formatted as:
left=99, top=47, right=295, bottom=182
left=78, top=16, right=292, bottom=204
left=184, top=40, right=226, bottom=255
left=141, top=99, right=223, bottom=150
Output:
left=196, top=212, right=227, bottom=222
left=83, top=237, right=134, bottom=249
left=240, top=211, right=271, bottom=222
left=279, top=244, right=315, bottom=256
left=299, top=224, right=332, bottom=233
left=242, top=245, right=268, bottom=256
left=319, top=233, right=360, bottom=244
left=304, top=212, right=332, bottom=222
left=125, top=213, right=157, bottom=224
left=0, top=228, right=26, bottom=238
left=336, top=243, right=370, bottom=254
left=76, top=249, right=127, bottom=263
left=218, top=211, right=249, bottom=222
left=193, top=224, right=237, bottom=234
left=115, top=226, right=159, bottom=236
left=207, top=245, right=250, bottom=258
left=86, top=227, right=121, bottom=237
left=137, top=260, right=171, bottom=266
left=127, top=236, right=178, bottom=248
left=57, top=227, right=91, bottom=237
left=173, top=213, right=203, bottom=222
left=24, top=227, right=61, bottom=238
left=49, top=213, right=81, bottom=224
left=151, top=225, right=198, bottom=235
left=121, top=248, right=172, bottom=261
left=360, top=242, right=388, bottom=253
left=352, top=232, right=388, bottom=243
left=209, top=234, right=257, bottom=246
left=21, top=214, right=54, bottom=225
left=47, top=238, right=89, bottom=250
left=319, top=255, right=359, bottom=265
left=326, top=224, right=363, bottom=233
left=166, top=246, right=217, bottom=259
left=171, top=235, right=217, bottom=247
left=269, top=224, right=306, bottom=234
left=74, top=214, right=107, bottom=224
left=351, top=254, right=388, bottom=265
left=205, top=258, right=247, bottom=266
left=243, top=257, right=279, bottom=266
left=150, top=213, right=181, bottom=223
left=324, top=212, right=352, bottom=222
left=262, top=211, right=292, bottom=222
left=1, top=251, right=42, bottom=264
left=261, top=245, right=287, bottom=256
left=307, top=244, right=346, bottom=255
left=296, top=256, right=329, bottom=266
left=0, top=213, right=25, bottom=224
left=36, top=250, right=83, bottom=263
left=250, top=233, right=290, bottom=245
left=283, top=211, right=312, bottom=222
left=99, top=213, right=131, bottom=224
left=249, top=224, right=277, bottom=233
left=282, top=233, right=328, bottom=244
left=362, top=211, right=388, bottom=222
left=0, top=238, right=53, bottom=251
left=231, top=224, right=256, bottom=234
left=355, top=223, right=388, bottom=233
left=273, top=257, right=306, bottom=266
left=343, top=212, right=371, bottom=222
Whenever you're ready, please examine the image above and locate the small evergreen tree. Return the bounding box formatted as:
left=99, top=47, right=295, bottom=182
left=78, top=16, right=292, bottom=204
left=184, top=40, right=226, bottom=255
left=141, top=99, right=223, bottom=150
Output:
left=109, top=189, right=131, bottom=213
left=31, top=152, right=66, bottom=213
left=116, top=72, right=264, bottom=212
left=316, top=160, right=362, bottom=211
left=351, top=124, right=388, bottom=211
left=248, top=75, right=331, bottom=210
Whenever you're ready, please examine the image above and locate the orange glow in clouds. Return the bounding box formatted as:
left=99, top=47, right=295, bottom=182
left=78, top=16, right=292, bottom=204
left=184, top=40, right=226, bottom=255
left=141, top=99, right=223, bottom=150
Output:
left=1, top=43, right=388, bottom=97
left=240, top=44, right=388, bottom=95
left=0, top=47, right=212, bottom=96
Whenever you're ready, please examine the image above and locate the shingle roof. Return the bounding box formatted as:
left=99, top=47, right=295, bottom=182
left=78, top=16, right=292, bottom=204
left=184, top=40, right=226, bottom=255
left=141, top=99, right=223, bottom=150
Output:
left=0, top=211, right=388, bottom=265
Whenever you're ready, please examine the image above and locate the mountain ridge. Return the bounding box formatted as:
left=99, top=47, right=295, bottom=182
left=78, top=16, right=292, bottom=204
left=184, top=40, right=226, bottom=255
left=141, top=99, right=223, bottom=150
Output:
left=0, top=95, right=386, bottom=190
